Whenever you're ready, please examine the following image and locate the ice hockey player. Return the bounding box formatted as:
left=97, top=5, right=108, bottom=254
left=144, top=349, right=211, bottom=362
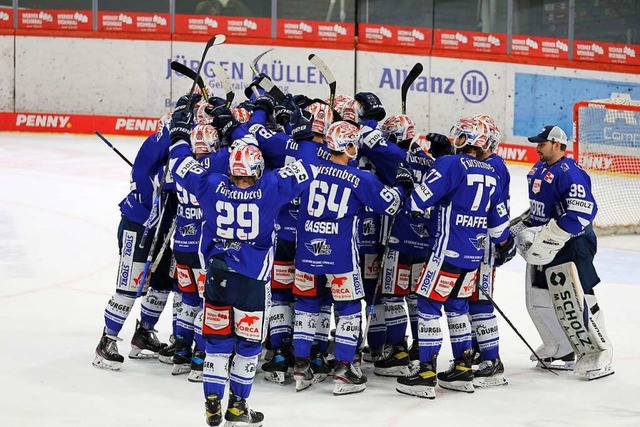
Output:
left=466, top=114, right=511, bottom=387
left=92, top=111, right=177, bottom=371
left=513, top=124, right=613, bottom=380
left=396, top=117, right=515, bottom=399
left=168, top=94, right=318, bottom=426
left=291, top=106, right=415, bottom=395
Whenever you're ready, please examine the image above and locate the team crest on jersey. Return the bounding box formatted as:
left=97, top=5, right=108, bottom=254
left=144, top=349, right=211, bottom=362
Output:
left=305, top=239, right=332, bottom=256
left=180, top=223, right=197, bottom=236
left=362, top=218, right=375, bottom=235
left=561, top=163, right=570, bottom=172
left=532, top=179, right=542, bottom=194
left=528, top=166, right=537, bottom=176
left=410, top=223, right=429, bottom=238
left=544, top=172, right=554, bottom=183
left=469, top=234, right=487, bottom=251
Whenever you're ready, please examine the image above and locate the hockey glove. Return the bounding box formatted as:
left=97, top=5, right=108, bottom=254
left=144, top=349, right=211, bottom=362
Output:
left=244, top=73, right=268, bottom=99
left=207, top=96, right=226, bottom=109
left=210, top=106, right=241, bottom=142
left=274, top=94, right=297, bottom=125
left=523, top=219, right=571, bottom=265
left=494, top=234, right=516, bottom=266
left=290, top=107, right=315, bottom=142
left=237, top=100, right=255, bottom=112
left=394, top=161, right=414, bottom=197
left=253, top=92, right=277, bottom=116
left=292, top=94, right=313, bottom=109
left=169, top=94, right=199, bottom=145
left=354, top=92, right=386, bottom=121
left=427, top=133, right=454, bottom=158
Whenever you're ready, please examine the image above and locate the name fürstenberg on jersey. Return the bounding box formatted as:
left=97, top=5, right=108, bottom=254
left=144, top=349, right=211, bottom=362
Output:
left=317, top=165, right=361, bottom=188
left=215, top=181, right=263, bottom=200
left=460, top=157, right=495, bottom=172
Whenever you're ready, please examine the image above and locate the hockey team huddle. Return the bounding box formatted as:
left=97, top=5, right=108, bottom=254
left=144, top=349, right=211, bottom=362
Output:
left=91, top=70, right=614, bottom=427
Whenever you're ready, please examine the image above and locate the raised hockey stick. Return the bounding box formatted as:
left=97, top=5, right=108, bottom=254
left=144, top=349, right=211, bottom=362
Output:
left=308, top=54, right=337, bottom=109
left=137, top=34, right=225, bottom=297
left=401, top=63, right=423, bottom=115
left=95, top=131, right=133, bottom=167
left=477, top=285, right=558, bottom=375
left=248, top=48, right=274, bottom=97
left=211, top=63, right=235, bottom=107
left=170, top=61, right=209, bottom=100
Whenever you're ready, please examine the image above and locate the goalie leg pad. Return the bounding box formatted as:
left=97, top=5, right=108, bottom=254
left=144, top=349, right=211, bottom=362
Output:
left=574, top=294, right=614, bottom=380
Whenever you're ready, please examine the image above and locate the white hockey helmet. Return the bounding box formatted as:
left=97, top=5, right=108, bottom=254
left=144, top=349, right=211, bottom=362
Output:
left=450, top=117, right=491, bottom=152
left=381, top=114, right=416, bottom=143
left=473, top=114, right=501, bottom=151
left=306, top=101, right=334, bottom=136
left=229, top=143, right=264, bottom=179
left=332, top=94, right=363, bottom=122
left=325, top=121, right=360, bottom=159
left=190, top=124, right=220, bottom=154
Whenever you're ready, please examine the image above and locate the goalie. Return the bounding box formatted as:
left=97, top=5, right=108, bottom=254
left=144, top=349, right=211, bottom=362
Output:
left=512, top=125, right=613, bottom=380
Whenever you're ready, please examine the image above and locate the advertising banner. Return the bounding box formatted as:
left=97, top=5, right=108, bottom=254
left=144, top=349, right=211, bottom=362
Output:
left=574, top=40, right=640, bottom=66
left=511, top=35, right=569, bottom=60
left=0, top=7, right=13, bottom=29
left=99, top=12, right=170, bottom=33
left=17, top=9, right=92, bottom=31
left=174, top=15, right=270, bottom=38
left=433, top=29, right=507, bottom=54
left=277, top=19, right=354, bottom=44
left=358, top=24, right=431, bottom=49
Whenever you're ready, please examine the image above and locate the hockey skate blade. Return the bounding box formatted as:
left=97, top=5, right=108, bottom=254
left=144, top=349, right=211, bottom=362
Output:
left=536, top=360, right=575, bottom=371
left=472, top=375, right=508, bottom=388
left=92, top=356, right=122, bottom=371
left=312, top=373, right=328, bottom=384
left=374, top=365, right=410, bottom=377
left=263, top=371, right=287, bottom=385
left=172, top=363, right=191, bottom=376
left=223, top=420, right=263, bottom=427
left=294, top=378, right=313, bottom=392
left=188, top=370, right=203, bottom=383
left=395, top=384, right=436, bottom=399
left=158, top=354, right=173, bottom=365
left=333, top=382, right=366, bottom=396
left=128, top=347, right=160, bottom=359
left=438, top=380, right=474, bottom=393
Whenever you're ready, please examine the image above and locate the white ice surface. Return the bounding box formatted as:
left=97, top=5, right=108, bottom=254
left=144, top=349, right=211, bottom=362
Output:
left=1, top=133, right=639, bottom=427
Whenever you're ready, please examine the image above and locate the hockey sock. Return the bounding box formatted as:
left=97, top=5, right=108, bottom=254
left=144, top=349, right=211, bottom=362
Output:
left=367, top=303, right=386, bottom=350
left=444, top=298, right=473, bottom=359
left=104, top=292, right=136, bottom=336
left=314, top=303, right=332, bottom=353
left=194, top=307, right=205, bottom=351
left=406, top=294, right=419, bottom=342
left=203, top=337, right=234, bottom=400
left=229, top=340, right=262, bottom=399
left=269, top=290, right=293, bottom=349
left=470, top=303, right=499, bottom=360
left=293, top=297, right=322, bottom=359
left=417, top=297, right=443, bottom=363
left=172, top=289, right=183, bottom=335
left=384, top=297, right=408, bottom=345
left=334, top=300, right=361, bottom=363
left=176, top=298, right=200, bottom=345
left=140, top=288, right=170, bottom=330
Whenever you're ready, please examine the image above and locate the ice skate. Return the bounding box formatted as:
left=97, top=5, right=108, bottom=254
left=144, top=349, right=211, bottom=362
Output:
left=129, top=320, right=167, bottom=359
left=92, top=330, right=124, bottom=371
left=171, top=340, right=192, bottom=376
left=362, top=345, right=387, bottom=363
left=396, top=359, right=437, bottom=399
left=188, top=350, right=205, bottom=383
left=310, top=352, right=333, bottom=383
left=261, top=348, right=291, bottom=385
left=437, top=350, right=475, bottom=393
left=575, top=350, right=614, bottom=381
left=205, top=394, right=222, bottom=427
left=472, top=358, right=508, bottom=388
left=536, top=352, right=575, bottom=371
left=224, top=392, right=264, bottom=427
left=158, top=335, right=176, bottom=364
left=374, top=342, right=410, bottom=377
left=293, top=358, right=314, bottom=392
left=333, top=360, right=367, bottom=395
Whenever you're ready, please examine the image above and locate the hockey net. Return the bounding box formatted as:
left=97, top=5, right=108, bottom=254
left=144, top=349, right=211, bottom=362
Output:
left=573, top=98, right=640, bottom=235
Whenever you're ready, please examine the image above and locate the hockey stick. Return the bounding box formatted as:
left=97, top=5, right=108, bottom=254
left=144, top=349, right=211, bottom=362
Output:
left=248, top=48, right=274, bottom=97
left=171, top=61, right=209, bottom=100
left=211, top=63, right=235, bottom=107
left=401, top=63, right=423, bottom=115
left=137, top=34, right=225, bottom=297
left=95, top=131, right=133, bottom=167
left=308, top=54, right=337, bottom=109
left=477, top=285, right=558, bottom=375
left=150, top=216, right=177, bottom=274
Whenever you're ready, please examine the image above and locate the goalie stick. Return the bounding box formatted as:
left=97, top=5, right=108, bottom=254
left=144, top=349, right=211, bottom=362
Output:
left=308, top=54, right=337, bottom=109
left=137, top=34, right=226, bottom=297
left=401, top=63, right=423, bottom=115
left=170, top=61, right=209, bottom=100
left=211, top=63, right=235, bottom=107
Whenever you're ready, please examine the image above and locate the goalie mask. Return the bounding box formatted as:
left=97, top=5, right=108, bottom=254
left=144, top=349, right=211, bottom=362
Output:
left=306, top=102, right=334, bottom=136
left=196, top=102, right=214, bottom=125
left=232, top=107, right=251, bottom=124
left=381, top=114, right=415, bottom=144
left=190, top=124, right=220, bottom=154
left=473, top=114, right=501, bottom=151
left=325, top=121, right=360, bottom=159
left=450, top=117, right=491, bottom=153
left=229, top=143, right=264, bottom=179
left=332, top=94, right=363, bottom=122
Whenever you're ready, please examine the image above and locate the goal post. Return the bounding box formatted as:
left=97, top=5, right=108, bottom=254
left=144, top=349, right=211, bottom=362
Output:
left=573, top=97, right=640, bottom=235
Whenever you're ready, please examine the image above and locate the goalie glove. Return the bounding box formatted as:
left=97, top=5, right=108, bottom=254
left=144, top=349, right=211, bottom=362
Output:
left=522, top=219, right=572, bottom=265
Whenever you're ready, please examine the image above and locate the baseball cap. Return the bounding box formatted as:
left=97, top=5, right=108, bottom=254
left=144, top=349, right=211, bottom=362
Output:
left=527, top=125, right=568, bottom=145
